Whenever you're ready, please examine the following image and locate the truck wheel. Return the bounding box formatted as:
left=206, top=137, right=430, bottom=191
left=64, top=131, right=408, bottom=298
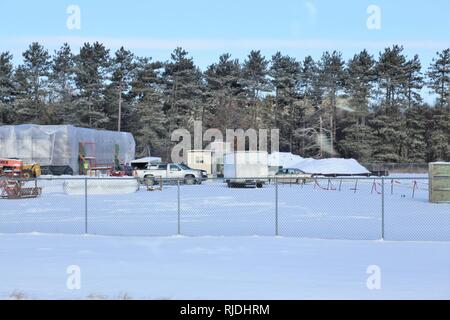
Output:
left=144, top=175, right=155, bottom=186
left=256, top=182, right=263, bottom=188
left=63, top=167, right=74, bottom=175
left=184, top=175, right=195, bottom=185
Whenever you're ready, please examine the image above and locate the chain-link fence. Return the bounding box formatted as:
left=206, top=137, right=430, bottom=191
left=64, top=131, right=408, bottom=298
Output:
left=0, top=176, right=449, bottom=241
left=362, top=163, right=429, bottom=173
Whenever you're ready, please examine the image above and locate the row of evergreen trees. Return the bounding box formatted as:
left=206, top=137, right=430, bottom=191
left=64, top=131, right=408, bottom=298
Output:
left=0, top=42, right=449, bottom=162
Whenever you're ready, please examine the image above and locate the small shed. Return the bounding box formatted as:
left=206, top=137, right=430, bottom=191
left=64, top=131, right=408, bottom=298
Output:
left=429, top=162, right=450, bottom=203
left=208, top=141, right=232, bottom=165
left=187, top=150, right=216, bottom=177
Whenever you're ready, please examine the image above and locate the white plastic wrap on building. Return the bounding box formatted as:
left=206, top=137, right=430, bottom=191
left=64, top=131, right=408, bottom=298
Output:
left=0, top=124, right=135, bottom=173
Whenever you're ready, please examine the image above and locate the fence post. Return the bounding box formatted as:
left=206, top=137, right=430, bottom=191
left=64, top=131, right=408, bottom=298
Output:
left=177, top=178, right=181, bottom=235
left=381, top=176, right=385, bottom=240
left=275, top=177, right=279, bottom=236
left=84, top=177, right=88, bottom=234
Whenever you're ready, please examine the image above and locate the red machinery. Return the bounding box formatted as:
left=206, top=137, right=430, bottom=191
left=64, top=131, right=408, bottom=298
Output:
left=0, top=158, right=42, bottom=199
left=0, top=158, right=22, bottom=177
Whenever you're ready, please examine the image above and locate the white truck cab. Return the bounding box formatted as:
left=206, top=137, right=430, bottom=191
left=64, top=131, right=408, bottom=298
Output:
left=136, top=163, right=206, bottom=185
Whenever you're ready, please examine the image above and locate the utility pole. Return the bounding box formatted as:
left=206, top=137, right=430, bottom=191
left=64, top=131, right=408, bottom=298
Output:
left=118, top=82, right=122, bottom=132
left=319, top=116, right=323, bottom=158
left=330, top=114, right=334, bottom=154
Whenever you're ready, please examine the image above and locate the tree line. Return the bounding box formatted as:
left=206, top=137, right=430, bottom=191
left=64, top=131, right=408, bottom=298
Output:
left=0, top=42, right=449, bottom=163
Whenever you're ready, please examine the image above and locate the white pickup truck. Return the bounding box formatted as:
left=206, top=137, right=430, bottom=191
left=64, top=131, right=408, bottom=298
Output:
left=136, top=163, right=206, bottom=185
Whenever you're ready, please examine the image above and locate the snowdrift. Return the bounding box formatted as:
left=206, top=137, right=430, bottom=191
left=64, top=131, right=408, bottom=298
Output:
left=268, top=152, right=304, bottom=168
left=293, top=158, right=370, bottom=175
left=63, top=178, right=139, bottom=195
left=268, top=152, right=370, bottom=176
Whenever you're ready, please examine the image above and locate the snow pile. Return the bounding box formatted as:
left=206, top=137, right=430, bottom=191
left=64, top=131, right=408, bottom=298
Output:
left=268, top=152, right=370, bottom=175
left=268, top=152, right=304, bottom=168
left=63, top=178, right=139, bottom=195
left=293, top=158, right=370, bottom=175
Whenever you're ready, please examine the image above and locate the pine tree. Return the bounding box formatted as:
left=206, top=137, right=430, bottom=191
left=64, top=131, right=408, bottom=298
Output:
left=49, top=43, right=76, bottom=124
left=375, top=45, right=407, bottom=114
left=338, top=50, right=377, bottom=161
left=269, top=52, right=301, bottom=151
left=130, top=58, right=168, bottom=157
left=404, top=105, right=427, bottom=162
left=12, top=66, right=29, bottom=123
left=105, top=47, right=136, bottom=132
left=242, top=50, right=270, bottom=128
left=163, top=47, right=204, bottom=141
left=345, top=50, right=376, bottom=123
left=293, top=56, right=323, bottom=157
left=427, top=49, right=450, bottom=110
left=370, top=113, right=408, bottom=162
left=339, top=123, right=376, bottom=162
left=15, top=42, right=51, bottom=123
left=426, top=106, right=450, bottom=161
left=300, top=56, right=322, bottom=109
left=317, top=51, right=346, bottom=147
left=0, top=52, right=15, bottom=124
left=403, top=55, right=423, bottom=109
left=204, top=53, right=245, bottom=130
left=372, top=47, right=427, bottom=163
left=73, top=42, right=110, bottom=128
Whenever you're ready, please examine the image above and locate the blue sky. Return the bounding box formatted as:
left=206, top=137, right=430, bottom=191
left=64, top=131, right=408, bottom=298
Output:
left=0, top=0, right=449, bottom=71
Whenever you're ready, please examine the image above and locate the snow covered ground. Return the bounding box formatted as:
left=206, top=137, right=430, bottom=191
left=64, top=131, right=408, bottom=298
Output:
left=0, top=233, right=449, bottom=299
left=0, top=176, right=448, bottom=241
left=0, top=175, right=449, bottom=299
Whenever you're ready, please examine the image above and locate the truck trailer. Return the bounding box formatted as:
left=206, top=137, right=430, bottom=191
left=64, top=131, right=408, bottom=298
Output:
left=0, top=124, right=135, bottom=175
left=224, top=151, right=269, bottom=188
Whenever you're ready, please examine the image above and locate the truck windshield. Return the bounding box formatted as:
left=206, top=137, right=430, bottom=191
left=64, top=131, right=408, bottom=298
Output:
left=178, top=163, right=191, bottom=170
left=132, top=162, right=148, bottom=170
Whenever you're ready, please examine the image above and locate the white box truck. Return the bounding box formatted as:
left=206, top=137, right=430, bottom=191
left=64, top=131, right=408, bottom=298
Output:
left=224, top=151, right=269, bottom=188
